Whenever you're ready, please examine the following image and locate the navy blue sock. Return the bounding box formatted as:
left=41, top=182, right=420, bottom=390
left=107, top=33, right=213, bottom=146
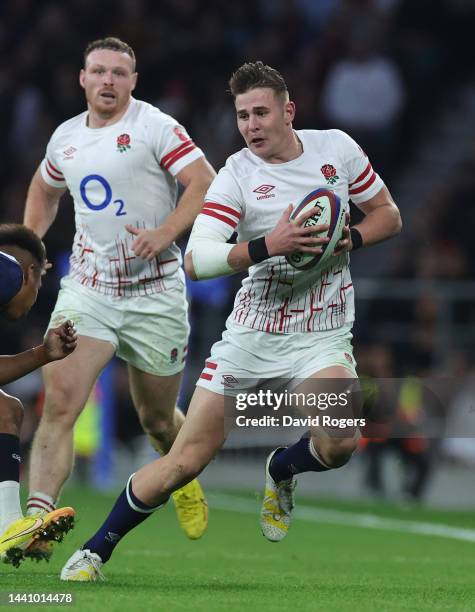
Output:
left=269, top=436, right=331, bottom=482
left=84, top=475, right=163, bottom=562
left=0, top=434, right=21, bottom=482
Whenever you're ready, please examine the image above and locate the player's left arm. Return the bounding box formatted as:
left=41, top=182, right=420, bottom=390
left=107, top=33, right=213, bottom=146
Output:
left=0, top=320, right=77, bottom=385
left=334, top=185, right=402, bottom=254
left=126, top=158, right=216, bottom=261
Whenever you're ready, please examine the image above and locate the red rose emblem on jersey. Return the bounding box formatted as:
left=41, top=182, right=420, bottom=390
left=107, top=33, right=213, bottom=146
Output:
left=118, top=134, right=130, bottom=146
left=117, top=133, right=131, bottom=152
left=321, top=164, right=339, bottom=185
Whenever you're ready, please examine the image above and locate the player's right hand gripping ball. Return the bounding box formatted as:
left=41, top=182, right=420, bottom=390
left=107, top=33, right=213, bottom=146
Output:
left=286, top=188, right=346, bottom=271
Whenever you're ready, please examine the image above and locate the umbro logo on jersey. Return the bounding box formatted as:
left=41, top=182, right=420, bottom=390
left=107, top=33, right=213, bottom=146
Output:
left=63, top=146, right=77, bottom=160
left=253, top=184, right=276, bottom=200
left=253, top=184, right=275, bottom=194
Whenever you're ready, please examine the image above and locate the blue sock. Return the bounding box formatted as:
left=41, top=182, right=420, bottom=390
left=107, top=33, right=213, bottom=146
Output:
left=269, top=436, right=331, bottom=482
left=83, top=475, right=163, bottom=562
left=0, top=434, right=21, bottom=482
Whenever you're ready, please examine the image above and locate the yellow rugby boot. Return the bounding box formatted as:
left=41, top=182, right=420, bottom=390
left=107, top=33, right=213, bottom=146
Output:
left=171, top=479, right=208, bottom=539
left=24, top=507, right=75, bottom=563
left=0, top=516, right=46, bottom=567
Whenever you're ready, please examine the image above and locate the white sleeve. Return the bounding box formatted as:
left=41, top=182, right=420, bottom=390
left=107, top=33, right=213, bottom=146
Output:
left=186, top=164, right=244, bottom=279
left=40, top=131, right=67, bottom=189
left=337, top=131, right=385, bottom=204
left=186, top=221, right=235, bottom=279
left=153, top=112, right=204, bottom=176
left=195, top=165, right=243, bottom=239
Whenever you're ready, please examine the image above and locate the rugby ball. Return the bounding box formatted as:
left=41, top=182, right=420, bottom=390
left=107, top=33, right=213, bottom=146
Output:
left=285, top=188, right=346, bottom=271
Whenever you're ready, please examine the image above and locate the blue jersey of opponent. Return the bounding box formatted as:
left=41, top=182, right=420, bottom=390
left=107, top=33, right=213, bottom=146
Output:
left=0, top=251, right=23, bottom=305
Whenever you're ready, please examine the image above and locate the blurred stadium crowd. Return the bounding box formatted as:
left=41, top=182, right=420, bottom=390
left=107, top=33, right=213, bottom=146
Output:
left=1, top=0, right=475, bottom=500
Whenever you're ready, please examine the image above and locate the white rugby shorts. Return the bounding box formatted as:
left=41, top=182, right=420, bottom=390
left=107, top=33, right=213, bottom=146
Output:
left=196, top=319, right=357, bottom=396
left=48, top=275, right=189, bottom=376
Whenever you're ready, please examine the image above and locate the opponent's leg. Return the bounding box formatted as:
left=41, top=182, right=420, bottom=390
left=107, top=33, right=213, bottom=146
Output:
left=27, top=336, right=114, bottom=512
left=0, top=394, right=76, bottom=566
left=0, top=392, right=24, bottom=533
left=61, top=387, right=226, bottom=581
left=128, top=366, right=207, bottom=539
left=262, top=366, right=359, bottom=541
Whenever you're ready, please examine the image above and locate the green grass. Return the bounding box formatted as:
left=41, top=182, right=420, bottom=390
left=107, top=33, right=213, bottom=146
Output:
left=2, top=486, right=475, bottom=611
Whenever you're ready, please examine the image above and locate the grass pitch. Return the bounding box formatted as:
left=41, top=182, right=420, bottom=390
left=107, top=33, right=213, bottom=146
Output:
left=2, top=486, right=475, bottom=611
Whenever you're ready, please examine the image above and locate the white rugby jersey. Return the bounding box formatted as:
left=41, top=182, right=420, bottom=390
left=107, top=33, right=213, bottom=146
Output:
left=195, top=129, right=384, bottom=333
left=41, top=98, right=203, bottom=296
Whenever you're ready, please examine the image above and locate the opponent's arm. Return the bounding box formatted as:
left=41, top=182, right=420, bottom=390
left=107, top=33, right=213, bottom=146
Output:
left=334, top=186, right=402, bottom=254
left=0, top=320, right=77, bottom=385
left=185, top=205, right=329, bottom=280
left=126, top=157, right=216, bottom=261
left=23, top=167, right=67, bottom=238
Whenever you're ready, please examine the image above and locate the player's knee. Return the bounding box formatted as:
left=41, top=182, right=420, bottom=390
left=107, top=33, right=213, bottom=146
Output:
left=140, top=413, right=175, bottom=441
left=0, top=394, right=24, bottom=434
left=315, top=436, right=358, bottom=468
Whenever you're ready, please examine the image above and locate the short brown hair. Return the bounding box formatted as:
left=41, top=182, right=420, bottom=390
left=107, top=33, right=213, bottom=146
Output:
left=84, top=37, right=136, bottom=70
left=229, top=61, right=288, bottom=99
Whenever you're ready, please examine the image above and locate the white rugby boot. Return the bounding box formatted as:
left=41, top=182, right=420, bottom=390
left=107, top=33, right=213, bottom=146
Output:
left=60, top=549, right=105, bottom=582
left=260, top=448, right=297, bottom=542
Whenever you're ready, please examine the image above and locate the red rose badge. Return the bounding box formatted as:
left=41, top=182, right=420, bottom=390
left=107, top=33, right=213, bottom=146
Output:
left=117, top=133, right=131, bottom=153
left=321, top=164, right=339, bottom=185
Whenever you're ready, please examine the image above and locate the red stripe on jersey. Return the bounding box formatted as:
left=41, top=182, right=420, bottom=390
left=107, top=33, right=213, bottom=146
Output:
left=350, top=162, right=371, bottom=186
left=349, top=171, right=376, bottom=195
left=160, top=140, right=192, bottom=166
left=163, top=144, right=196, bottom=170
left=200, top=209, right=238, bottom=228
left=203, top=202, right=241, bottom=220
left=47, top=158, right=63, bottom=176
left=45, top=164, right=64, bottom=182
left=205, top=361, right=217, bottom=370
left=160, top=140, right=194, bottom=169
left=200, top=373, right=213, bottom=381
left=46, top=159, right=64, bottom=180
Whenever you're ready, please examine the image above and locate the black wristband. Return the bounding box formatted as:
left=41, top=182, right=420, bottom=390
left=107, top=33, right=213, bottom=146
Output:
left=350, top=227, right=363, bottom=251
left=248, top=236, right=270, bottom=263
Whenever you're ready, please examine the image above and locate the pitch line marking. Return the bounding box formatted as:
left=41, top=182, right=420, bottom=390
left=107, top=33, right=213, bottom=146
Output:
left=209, top=493, right=475, bottom=544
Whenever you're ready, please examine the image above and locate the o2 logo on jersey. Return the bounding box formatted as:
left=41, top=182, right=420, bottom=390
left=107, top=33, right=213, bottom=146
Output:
left=80, top=174, right=126, bottom=216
